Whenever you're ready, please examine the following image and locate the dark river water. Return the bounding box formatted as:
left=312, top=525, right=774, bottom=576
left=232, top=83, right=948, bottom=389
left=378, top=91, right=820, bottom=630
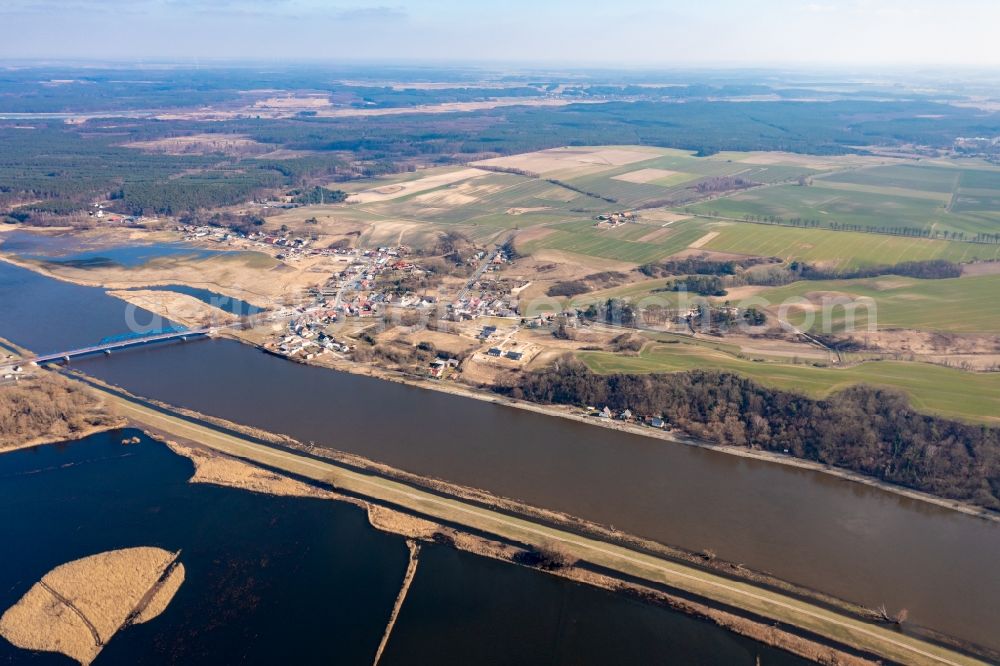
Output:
left=384, top=544, right=799, bottom=666
left=0, top=431, right=406, bottom=665
left=1, top=259, right=999, bottom=653
left=0, top=230, right=225, bottom=268
left=0, top=432, right=803, bottom=665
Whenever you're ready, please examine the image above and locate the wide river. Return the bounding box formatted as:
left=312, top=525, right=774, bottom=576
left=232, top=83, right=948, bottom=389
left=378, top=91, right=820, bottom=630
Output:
left=2, top=430, right=800, bottom=664
left=2, top=259, right=999, bottom=652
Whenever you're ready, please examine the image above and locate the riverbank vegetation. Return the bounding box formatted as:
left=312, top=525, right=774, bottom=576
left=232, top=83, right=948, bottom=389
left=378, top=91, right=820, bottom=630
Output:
left=0, top=374, right=121, bottom=451
left=502, top=359, right=1000, bottom=511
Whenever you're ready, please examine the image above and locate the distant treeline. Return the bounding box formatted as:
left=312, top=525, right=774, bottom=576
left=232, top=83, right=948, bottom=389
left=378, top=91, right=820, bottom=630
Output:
left=263, top=99, right=1000, bottom=157
left=546, top=271, right=630, bottom=297
left=693, top=175, right=756, bottom=194
left=0, top=125, right=349, bottom=219
left=544, top=179, right=618, bottom=204
left=639, top=256, right=770, bottom=278
left=7, top=94, right=1000, bottom=220
left=634, top=258, right=964, bottom=290
left=500, top=361, right=1000, bottom=511
left=653, top=275, right=728, bottom=297
left=634, top=258, right=962, bottom=295
left=114, top=170, right=285, bottom=216
left=789, top=259, right=963, bottom=281
left=289, top=186, right=347, bottom=205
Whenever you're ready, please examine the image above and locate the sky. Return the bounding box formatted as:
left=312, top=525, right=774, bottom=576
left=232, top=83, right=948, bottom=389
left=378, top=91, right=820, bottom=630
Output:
left=1, top=0, right=999, bottom=67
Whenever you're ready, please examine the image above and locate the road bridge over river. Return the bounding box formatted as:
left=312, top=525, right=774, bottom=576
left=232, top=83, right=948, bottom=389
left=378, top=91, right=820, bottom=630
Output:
left=9, top=326, right=212, bottom=369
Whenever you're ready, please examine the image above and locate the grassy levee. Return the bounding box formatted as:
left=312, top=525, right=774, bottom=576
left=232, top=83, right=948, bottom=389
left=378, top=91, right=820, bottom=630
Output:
left=580, top=343, right=1000, bottom=424
left=95, top=383, right=985, bottom=666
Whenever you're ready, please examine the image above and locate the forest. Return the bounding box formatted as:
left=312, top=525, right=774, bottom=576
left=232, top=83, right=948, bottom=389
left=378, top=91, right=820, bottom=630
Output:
left=502, top=360, right=1000, bottom=510
left=5, top=78, right=1000, bottom=221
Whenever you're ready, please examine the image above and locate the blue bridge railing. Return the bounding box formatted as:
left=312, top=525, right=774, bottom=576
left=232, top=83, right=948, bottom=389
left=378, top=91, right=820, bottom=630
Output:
left=98, top=325, right=190, bottom=346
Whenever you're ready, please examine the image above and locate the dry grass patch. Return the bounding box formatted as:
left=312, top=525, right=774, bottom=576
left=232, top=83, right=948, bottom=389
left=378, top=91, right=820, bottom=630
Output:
left=134, top=565, right=185, bottom=625
left=0, top=585, right=98, bottom=665
left=42, top=548, right=179, bottom=643
left=527, top=249, right=637, bottom=272
left=688, top=231, right=720, bottom=249
left=166, top=440, right=336, bottom=500
left=253, top=95, right=331, bottom=109
left=413, top=189, right=478, bottom=206
left=360, top=220, right=440, bottom=249
left=513, top=226, right=557, bottom=245
left=961, top=261, right=1000, bottom=276
left=722, top=151, right=886, bottom=170
left=640, top=210, right=692, bottom=224
left=31, top=251, right=319, bottom=305
left=506, top=206, right=551, bottom=215
left=348, top=168, right=486, bottom=203
left=107, top=289, right=236, bottom=328
left=0, top=547, right=183, bottom=665
left=637, top=227, right=675, bottom=242
left=368, top=505, right=439, bottom=539
left=474, top=146, right=657, bottom=175
left=613, top=168, right=682, bottom=184
left=668, top=248, right=751, bottom=261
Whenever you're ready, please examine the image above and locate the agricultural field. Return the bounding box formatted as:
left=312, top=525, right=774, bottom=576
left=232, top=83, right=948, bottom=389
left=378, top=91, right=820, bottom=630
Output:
left=580, top=340, right=1000, bottom=424
left=518, top=218, right=709, bottom=265
left=754, top=273, right=1000, bottom=334
left=476, top=146, right=853, bottom=210
left=683, top=160, right=1000, bottom=237
left=290, top=148, right=753, bottom=259
left=700, top=221, right=1000, bottom=270
left=275, top=147, right=1000, bottom=270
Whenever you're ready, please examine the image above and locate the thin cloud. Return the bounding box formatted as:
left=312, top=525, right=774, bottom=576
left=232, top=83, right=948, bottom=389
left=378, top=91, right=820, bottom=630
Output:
left=335, top=6, right=407, bottom=21
left=0, top=0, right=395, bottom=16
